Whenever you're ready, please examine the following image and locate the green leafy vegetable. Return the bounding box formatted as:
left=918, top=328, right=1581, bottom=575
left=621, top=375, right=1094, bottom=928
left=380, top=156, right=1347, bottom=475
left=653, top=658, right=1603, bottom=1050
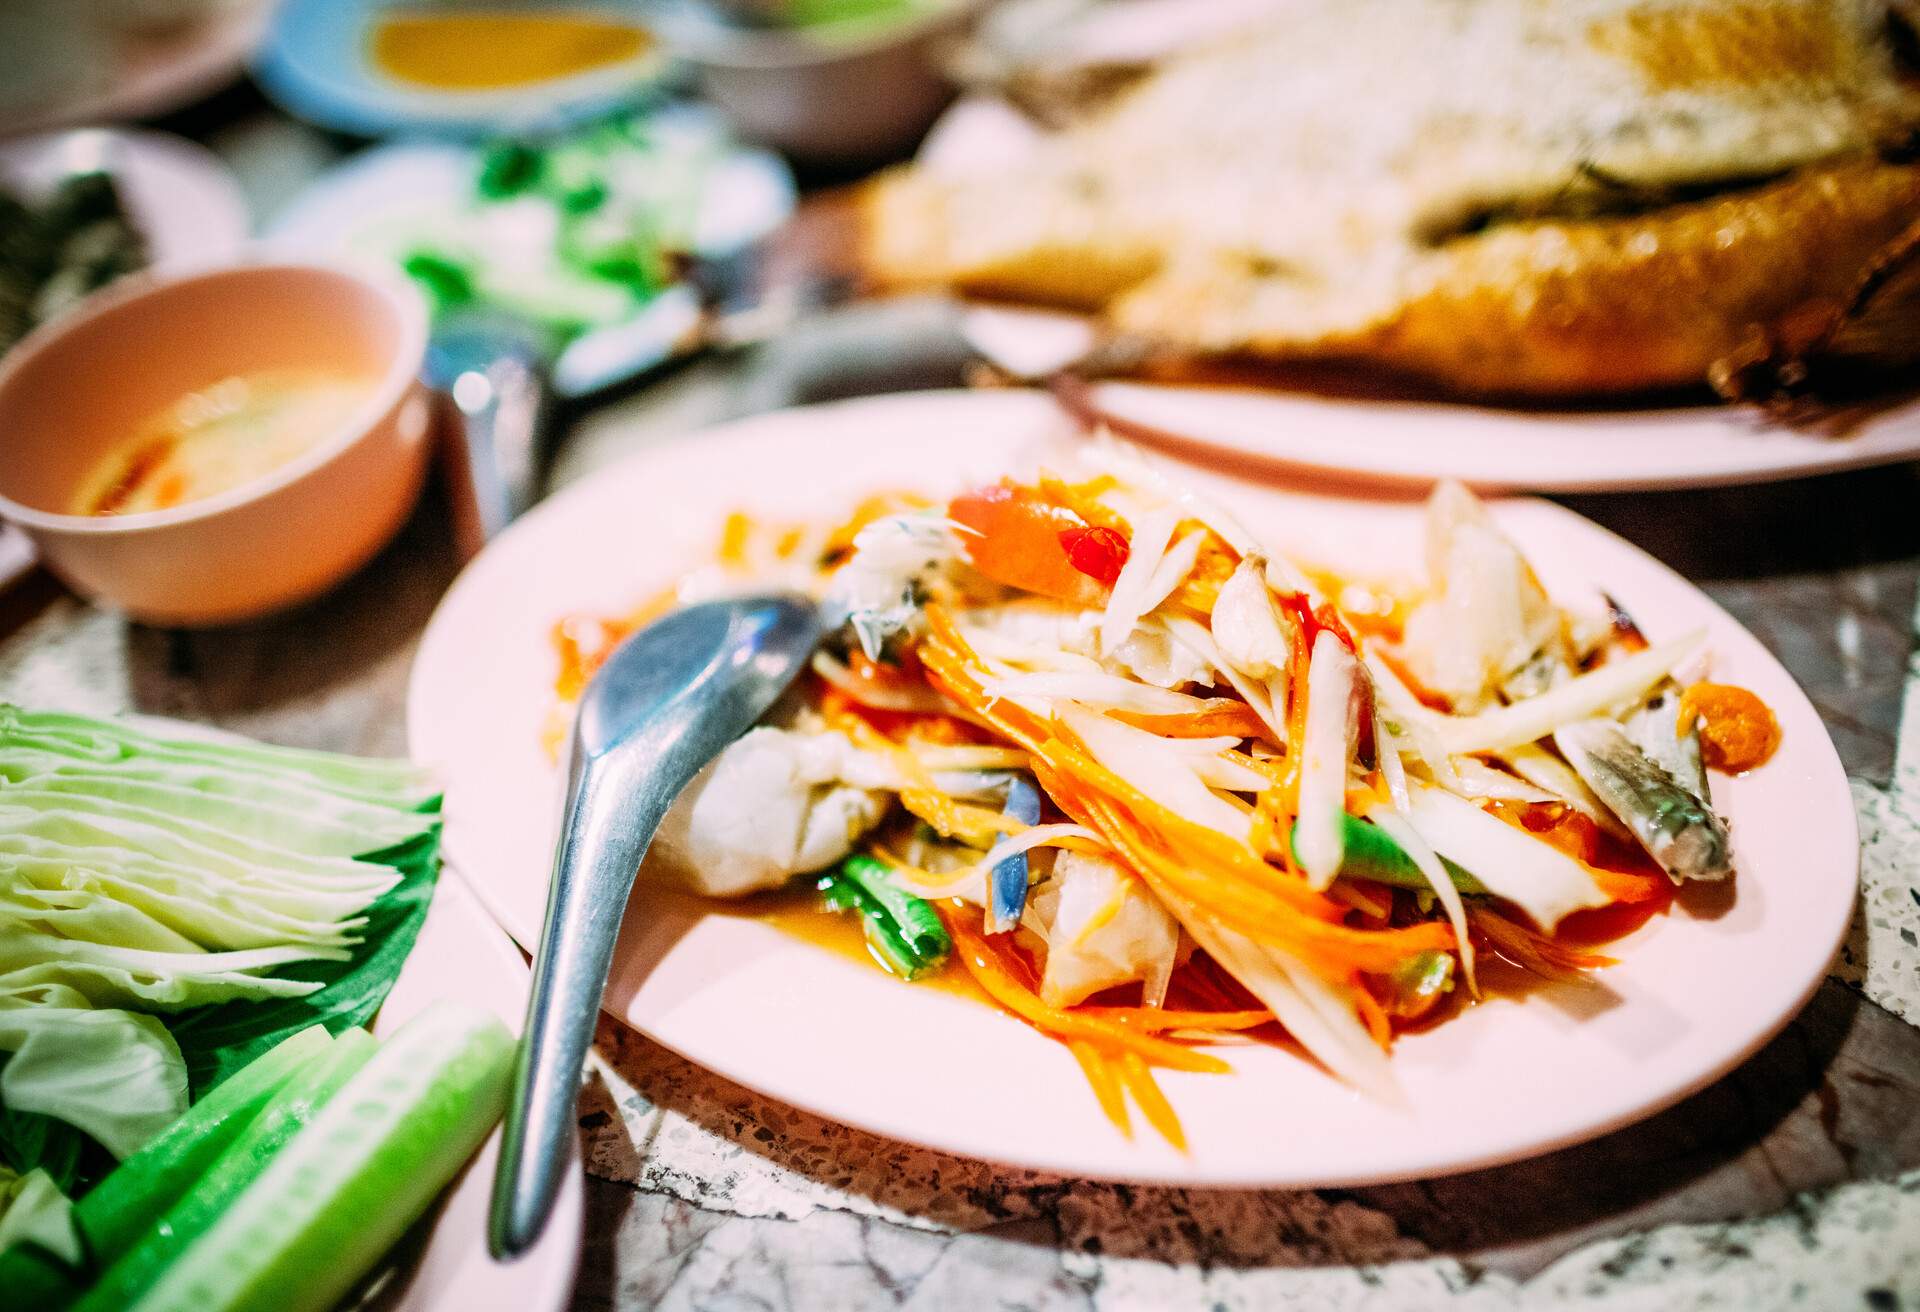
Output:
left=0, top=706, right=441, bottom=1227
left=0, top=1005, right=186, bottom=1157
left=165, top=830, right=439, bottom=1096
left=0, top=1166, right=79, bottom=1266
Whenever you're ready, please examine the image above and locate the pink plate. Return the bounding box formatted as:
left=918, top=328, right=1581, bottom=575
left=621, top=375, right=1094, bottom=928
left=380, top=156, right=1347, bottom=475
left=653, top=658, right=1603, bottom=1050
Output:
left=407, top=390, right=1856, bottom=1187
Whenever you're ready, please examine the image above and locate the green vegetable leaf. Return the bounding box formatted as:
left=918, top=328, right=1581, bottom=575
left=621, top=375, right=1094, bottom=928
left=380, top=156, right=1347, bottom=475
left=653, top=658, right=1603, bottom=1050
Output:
left=162, top=827, right=440, bottom=1098
left=476, top=141, right=544, bottom=199
left=401, top=251, right=476, bottom=314
left=0, top=1078, right=85, bottom=1194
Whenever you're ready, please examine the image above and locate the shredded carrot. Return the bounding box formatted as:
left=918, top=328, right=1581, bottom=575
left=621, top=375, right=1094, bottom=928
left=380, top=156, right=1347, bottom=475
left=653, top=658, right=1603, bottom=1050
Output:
left=717, top=510, right=753, bottom=566
left=1037, top=742, right=1455, bottom=971
left=1069, top=1040, right=1132, bottom=1139
left=1036, top=473, right=1127, bottom=532
left=1168, top=533, right=1241, bottom=614
left=1117, top=1050, right=1187, bottom=1151
left=1109, top=702, right=1269, bottom=739
left=1352, top=984, right=1392, bottom=1050
left=923, top=605, right=1455, bottom=974
left=943, top=913, right=1231, bottom=1075
left=1587, top=865, right=1671, bottom=904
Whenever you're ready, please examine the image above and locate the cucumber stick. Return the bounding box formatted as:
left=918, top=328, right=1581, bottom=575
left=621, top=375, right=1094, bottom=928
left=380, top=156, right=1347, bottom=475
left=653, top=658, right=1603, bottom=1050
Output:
left=127, top=1002, right=514, bottom=1312
left=74, top=1028, right=378, bottom=1312
left=0, top=1026, right=332, bottom=1309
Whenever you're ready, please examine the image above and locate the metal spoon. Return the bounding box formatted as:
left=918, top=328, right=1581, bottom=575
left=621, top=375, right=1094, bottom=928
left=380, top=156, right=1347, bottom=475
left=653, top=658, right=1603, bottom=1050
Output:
left=489, top=593, right=823, bottom=1257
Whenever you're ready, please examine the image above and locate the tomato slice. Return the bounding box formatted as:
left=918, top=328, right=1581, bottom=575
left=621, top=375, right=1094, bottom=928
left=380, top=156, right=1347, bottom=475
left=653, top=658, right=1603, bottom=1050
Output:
left=949, top=483, right=1120, bottom=606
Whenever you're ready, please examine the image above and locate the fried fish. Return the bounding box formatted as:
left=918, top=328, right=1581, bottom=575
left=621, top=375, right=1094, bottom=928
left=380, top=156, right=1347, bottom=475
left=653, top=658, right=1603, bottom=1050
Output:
left=865, top=0, right=1920, bottom=397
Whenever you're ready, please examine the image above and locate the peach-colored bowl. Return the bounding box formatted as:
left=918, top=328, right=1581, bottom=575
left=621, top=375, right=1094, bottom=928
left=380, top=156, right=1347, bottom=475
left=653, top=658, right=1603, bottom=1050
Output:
left=0, top=259, right=432, bottom=626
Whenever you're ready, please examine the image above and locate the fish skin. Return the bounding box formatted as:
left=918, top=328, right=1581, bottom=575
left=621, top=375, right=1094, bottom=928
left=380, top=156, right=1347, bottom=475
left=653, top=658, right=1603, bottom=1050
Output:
left=1555, top=718, right=1734, bottom=882
left=865, top=0, right=1920, bottom=396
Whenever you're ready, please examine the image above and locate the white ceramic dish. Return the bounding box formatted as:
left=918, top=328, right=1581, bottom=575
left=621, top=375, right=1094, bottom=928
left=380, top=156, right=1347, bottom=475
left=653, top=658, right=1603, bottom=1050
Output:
left=264, top=107, right=796, bottom=400
left=375, top=869, right=582, bottom=1312
left=0, top=129, right=250, bottom=272
left=1062, top=372, right=1920, bottom=495
left=406, top=389, right=1857, bottom=1186
left=918, top=96, right=1920, bottom=494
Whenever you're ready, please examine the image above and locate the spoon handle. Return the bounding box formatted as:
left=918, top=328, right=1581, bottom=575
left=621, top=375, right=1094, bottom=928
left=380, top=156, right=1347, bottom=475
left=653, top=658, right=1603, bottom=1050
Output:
left=489, top=746, right=669, bottom=1258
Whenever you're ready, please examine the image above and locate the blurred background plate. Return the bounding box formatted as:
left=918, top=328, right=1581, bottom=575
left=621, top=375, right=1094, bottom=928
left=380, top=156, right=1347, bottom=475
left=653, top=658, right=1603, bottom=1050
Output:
left=0, top=128, right=249, bottom=271
left=264, top=105, right=794, bottom=398
left=921, top=103, right=1920, bottom=494
left=253, top=0, right=671, bottom=138
left=1056, top=371, right=1920, bottom=494
left=0, top=0, right=270, bottom=137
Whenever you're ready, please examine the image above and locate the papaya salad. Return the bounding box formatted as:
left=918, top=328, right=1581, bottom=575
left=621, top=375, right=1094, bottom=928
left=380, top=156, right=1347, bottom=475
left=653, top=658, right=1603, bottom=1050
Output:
left=550, top=455, right=1781, bottom=1147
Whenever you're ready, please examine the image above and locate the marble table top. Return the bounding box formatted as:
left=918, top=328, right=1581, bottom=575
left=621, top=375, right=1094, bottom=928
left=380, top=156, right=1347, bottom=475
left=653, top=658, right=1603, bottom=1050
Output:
left=4, top=326, right=1916, bottom=1309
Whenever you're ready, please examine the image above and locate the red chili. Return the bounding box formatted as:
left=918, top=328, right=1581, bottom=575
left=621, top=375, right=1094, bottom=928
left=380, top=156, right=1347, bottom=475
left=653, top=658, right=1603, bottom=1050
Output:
left=1058, top=525, right=1130, bottom=586
left=1278, top=592, right=1374, bottom=762
left=1275, top=592, right=1357, bottom=654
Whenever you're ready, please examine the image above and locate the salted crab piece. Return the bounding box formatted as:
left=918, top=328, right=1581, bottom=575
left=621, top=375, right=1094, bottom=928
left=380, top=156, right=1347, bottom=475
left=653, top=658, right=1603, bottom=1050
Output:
left=648, top=727, right=890, bottom=898
left=1395, top=481, right=1561, bottom=713
left=1030, top=849, right=1180, bottom=1009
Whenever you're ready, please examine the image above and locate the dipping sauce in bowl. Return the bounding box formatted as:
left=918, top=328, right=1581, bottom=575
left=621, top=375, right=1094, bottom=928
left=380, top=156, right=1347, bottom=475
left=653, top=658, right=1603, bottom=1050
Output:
left=369, top=10, right=653, bottom=90
left=75, top=368, right=375, bottom=516
left=0, top=259, right=432, bottom=626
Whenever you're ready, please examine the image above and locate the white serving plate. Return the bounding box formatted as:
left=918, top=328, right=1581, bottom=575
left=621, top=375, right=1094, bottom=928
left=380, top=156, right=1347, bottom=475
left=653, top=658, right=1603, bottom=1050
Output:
left=264, top=106, right=795, bottom=400
left=375, top=870, right=581, bottom=1312
left=406, top=389, right=1857, bottom=1187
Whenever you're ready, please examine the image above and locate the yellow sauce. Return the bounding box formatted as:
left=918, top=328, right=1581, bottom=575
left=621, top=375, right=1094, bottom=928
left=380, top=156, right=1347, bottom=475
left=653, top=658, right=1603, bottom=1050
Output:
left=369, top=11, right=651, bottom=91
left=75, top=369, right=372, bottom=517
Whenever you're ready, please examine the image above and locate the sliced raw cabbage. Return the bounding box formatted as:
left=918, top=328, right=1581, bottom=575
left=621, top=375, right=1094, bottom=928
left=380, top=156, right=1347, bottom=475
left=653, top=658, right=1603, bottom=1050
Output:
left=0, top=1166, right=79, bottom=1264
left=0, top=1001, right=186, bottom=1158
left=0, top=705, right=441, bottom=1181
left=0, top=709, right=433, bottom=811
